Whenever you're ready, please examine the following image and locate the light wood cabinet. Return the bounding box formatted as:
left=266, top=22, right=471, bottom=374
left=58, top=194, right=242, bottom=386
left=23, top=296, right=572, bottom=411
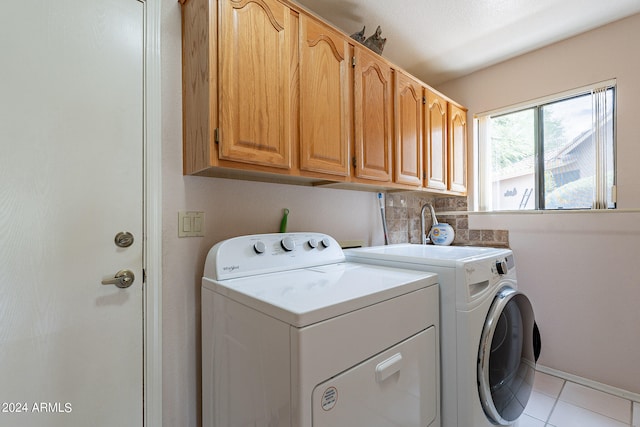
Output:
left=181, top=0, right=215, bottom=174
left=394, top=71, right=423, bottom=187
left=180, top=0, right=468, bottom=193
left=353, top=45, right=393, bottom=182
left=218, top=0, right=293, bottom=168
left=180, top=0, right=295, bottom=175
left=448, top=103, right=468, bottom=195
left=424, top=89, right=448, bottom=191
left=299, top=15, right=351, bottom=177
left=425, top=91, right=468, bottom=195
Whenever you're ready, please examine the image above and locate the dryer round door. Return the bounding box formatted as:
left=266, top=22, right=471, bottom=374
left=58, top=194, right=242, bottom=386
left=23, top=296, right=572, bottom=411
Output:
left=477, top=286, right=538, bottom=425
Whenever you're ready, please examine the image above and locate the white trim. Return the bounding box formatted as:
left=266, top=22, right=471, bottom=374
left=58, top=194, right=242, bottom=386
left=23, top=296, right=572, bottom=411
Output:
left=536, top=364, right=640, bottom=403
left=467, top=207, right=640, bottom=215
left=474, top=78, right=617, bottom=118
left=474, top=116, right=490, bottom=211
left=143, top=0, right=163, bottom=425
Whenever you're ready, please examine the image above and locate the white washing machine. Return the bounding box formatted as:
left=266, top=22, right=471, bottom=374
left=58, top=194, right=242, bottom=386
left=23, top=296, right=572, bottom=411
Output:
left=202, top=233, right=441, bottom=427
left=345, top=244, right=540, bottom=427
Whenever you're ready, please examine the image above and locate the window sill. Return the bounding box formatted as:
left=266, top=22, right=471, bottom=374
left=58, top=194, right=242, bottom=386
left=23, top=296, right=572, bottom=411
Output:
left=465, top=208, right=640, bottom=233
left=468, top=208, right=640, bottom=215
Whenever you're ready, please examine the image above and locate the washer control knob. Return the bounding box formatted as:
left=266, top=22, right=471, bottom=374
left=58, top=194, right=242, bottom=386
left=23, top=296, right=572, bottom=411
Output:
left=307, top=238, right=318, bottom=249
left=280, top=236, right=296, bottom=252
left=320, top=237, right=331, bottom=248
left=496, top=259, right=508, bottom=275
left=253, top=241, right=266, bottom=254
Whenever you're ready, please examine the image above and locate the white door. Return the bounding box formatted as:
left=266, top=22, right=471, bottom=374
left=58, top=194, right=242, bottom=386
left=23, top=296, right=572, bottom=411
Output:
left=0, top=0, right=144, bottom=426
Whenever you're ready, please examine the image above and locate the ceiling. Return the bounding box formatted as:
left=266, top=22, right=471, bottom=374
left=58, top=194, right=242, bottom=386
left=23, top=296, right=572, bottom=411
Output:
left=294, top=0, right=640, bottom=85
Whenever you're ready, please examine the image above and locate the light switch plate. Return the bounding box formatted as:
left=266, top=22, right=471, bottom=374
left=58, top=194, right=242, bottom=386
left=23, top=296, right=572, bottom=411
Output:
left=178, top=211, right=205, bottom=237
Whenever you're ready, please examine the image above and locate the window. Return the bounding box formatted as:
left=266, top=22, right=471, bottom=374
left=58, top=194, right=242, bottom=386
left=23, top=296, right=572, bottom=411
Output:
left=475, top=81, right=616, bottom=211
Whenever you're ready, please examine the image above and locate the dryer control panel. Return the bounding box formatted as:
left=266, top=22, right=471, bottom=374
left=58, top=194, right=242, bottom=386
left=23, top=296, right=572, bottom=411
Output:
left=204, top=232, right=345, bottom=280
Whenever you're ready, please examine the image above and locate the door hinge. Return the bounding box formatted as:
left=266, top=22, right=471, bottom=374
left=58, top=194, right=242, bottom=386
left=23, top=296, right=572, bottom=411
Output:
left=352, top=156, right=357, bottom=168
left=214, top=128, right=219, bottom=144
left=423, top=95, right=426, bottom=104
left=352, top=56, right=356, bottom=68
left=143, top=268, right=147, bottom=283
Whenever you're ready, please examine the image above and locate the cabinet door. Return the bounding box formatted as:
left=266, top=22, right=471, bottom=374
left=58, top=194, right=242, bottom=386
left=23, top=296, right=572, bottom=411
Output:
left=218, top=0, right=292, bottom=169
left=353, top=46, right=393, bottom=182
left=299, top=15, right=351, bottom=177
left=425, top=90, right=448, bottom=191
left=395, top=71, right=423, bottom=186
left=448, top=103, right=468, bottom=194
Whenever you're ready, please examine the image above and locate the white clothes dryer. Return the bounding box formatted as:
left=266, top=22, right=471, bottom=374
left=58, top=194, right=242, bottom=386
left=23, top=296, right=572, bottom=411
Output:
left=345, top=244, right=541, bottom=427
left=202, top=233, right=441, bottom=427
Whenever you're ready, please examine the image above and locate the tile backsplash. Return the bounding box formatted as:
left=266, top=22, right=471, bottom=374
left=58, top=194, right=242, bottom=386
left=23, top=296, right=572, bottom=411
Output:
left=385, top=192, right=509, bottom=247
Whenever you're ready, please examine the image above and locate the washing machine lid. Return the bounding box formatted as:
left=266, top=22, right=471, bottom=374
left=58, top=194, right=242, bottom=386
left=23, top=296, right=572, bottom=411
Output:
left=346, top=244, right=510, bottom=267
left=203, top=262, right=438, bottom=327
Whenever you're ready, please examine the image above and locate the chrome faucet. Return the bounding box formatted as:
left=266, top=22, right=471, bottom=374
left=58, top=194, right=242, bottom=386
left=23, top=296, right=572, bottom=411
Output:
left=420, top=203, right=438, bottom=245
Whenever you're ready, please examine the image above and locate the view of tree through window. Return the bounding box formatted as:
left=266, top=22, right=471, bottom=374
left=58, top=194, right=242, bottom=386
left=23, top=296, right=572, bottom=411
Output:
left=481, top=85, right=615, bottom=211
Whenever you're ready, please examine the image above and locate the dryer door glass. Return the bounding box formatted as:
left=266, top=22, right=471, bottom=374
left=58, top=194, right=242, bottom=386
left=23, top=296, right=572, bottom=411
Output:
left=477, top=287, right=536, bottom=425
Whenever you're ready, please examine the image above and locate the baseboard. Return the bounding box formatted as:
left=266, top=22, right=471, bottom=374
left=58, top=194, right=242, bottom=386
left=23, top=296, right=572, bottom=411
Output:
left=536, top=364, right=640, bottom=403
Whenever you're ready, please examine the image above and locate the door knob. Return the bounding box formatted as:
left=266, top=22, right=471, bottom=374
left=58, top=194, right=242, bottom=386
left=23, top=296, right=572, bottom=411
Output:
left=102, top=269, right=135, bottom=288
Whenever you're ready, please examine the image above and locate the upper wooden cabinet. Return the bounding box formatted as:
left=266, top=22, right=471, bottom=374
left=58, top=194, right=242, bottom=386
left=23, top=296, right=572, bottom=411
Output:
left=394, top=71, right=423, bottom=187
left=448, top=103, right=468, bottom=195
left=424, top=89, right=448, bottom=191
left=353, top=45, right=393, bottom=182
left=298, top=15, right=351, bottom=177
left=181, top=0, right=216, bottom=174
left=180, top=0, right=295, bottom=175
left=218, top=0, right=293, bottom=169
left=180, top=0, right=468, bottom=193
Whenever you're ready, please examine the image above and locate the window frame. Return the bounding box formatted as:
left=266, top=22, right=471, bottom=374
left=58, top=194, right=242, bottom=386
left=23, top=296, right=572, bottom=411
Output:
left=474, top=79, right=617, bottom=212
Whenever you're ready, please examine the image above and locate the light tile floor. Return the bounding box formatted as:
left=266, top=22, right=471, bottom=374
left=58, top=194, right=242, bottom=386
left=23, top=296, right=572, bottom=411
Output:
left=520, top=372, right=640, bottom=427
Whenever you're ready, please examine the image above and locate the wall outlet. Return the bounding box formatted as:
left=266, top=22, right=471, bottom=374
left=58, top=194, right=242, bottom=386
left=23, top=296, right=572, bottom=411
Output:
left=178, top=211, right=205, bottom=237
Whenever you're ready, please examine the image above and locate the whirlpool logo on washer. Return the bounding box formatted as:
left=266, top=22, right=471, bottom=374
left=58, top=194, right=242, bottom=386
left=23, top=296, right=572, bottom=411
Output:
left=223, top=265, right=240, bottom=272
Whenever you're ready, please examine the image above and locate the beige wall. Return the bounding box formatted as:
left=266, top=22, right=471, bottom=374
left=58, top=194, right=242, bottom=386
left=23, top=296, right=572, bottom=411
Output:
left=161, top=2, right=384, bottom=425
left=438, top=13, right=640, bottom=395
